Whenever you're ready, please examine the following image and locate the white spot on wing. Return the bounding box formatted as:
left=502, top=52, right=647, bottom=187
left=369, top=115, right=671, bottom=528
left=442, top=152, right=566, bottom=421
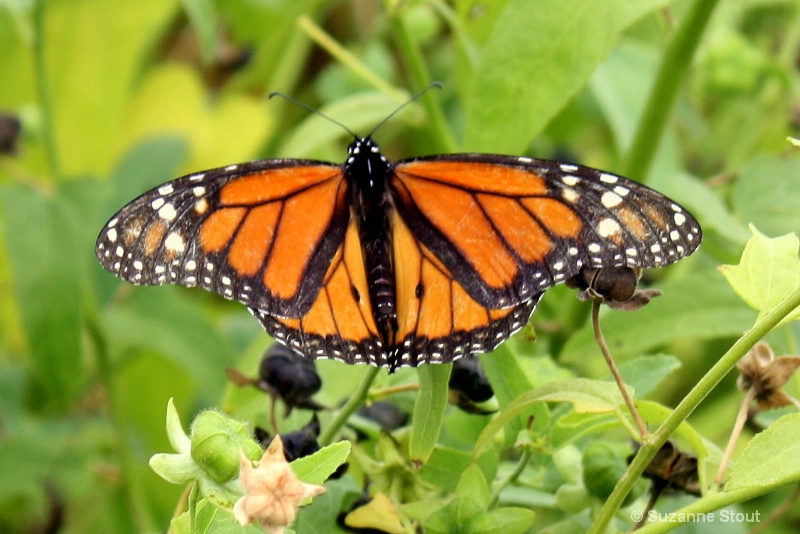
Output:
left=107, top=228, right=117, bottom=242
left=600, top=173, right=618, bottom=184
left=562, top=189, right=579, bottom=203
left=601, top=191, right=623, bottom=208
left=158, top=203, right=177, bottom=221
left=597, top=218, right=621, bottom=237
left=562, top=175, right=579, bottom=186
left=165, top=232, right=185, bottom=253
left=158, top=184, right=174, bottom=195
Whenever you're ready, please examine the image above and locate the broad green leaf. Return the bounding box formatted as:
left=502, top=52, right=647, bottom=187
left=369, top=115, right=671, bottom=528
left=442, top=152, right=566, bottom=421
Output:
left=420, top=446, right=499, bottom=493
left=473, top=507, right=537, bottom=533
left=410, top=363, right=451, bottom=462
left=474, top=379, right=630, bottom=459
left=122, top=64, right=272, bottom=174
left=667, top=172, right=750, bottom=245
left=291, top=441, right=351, bottom=486
left=726, top=412, right=800, bottom=491
left=480, top=344, right=551, bottom=441
left=102, top=287, right=238, bottom=399
left=733, top=155, right=800, bottom=237
left=590, top=39, right=658, bottom=152
left=464, top=0, right=671, bottom=153
left=612, top=354, right=682, bottom=399
left=559, top=270, right=756, bottom=369
left=719, top=227, right=800, bottom=322
left=44, top=0, right=179, bottom=177
left=456, top=464, right=490, bottom=509
left=1, top=185, right=83, bottom=408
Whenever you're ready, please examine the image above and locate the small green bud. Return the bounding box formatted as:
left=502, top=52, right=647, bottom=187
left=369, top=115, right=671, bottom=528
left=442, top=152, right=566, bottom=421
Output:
left=190, top=410, right=262, bottom=483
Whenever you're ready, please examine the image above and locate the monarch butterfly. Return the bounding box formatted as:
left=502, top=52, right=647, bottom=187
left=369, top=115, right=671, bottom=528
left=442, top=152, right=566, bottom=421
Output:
left=96, top=107, right=701, bottom=371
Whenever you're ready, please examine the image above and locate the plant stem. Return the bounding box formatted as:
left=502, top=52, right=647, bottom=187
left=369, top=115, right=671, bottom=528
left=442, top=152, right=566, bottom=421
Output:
left=714, top=387, right=756, bottom=487
left=297, top=15, right=403, bottom=101
left=319, top=365, right=380, bottom=446
left=389, top=6, right=457, bottom=153
left=588, top=286, right=800, bottom=534
left=32, top=0, right=60, bottom=181
left=623, top=0, right=720, bottom=180
left=592, top=300, right=649, bottom=439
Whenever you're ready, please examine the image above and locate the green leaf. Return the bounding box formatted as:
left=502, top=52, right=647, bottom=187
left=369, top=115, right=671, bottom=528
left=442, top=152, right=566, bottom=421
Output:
left=291, top=440, right=351, bottom=486
left=480, top=344, right=551, bottom=442
left=102, top=287, right=238, bottom=399
left=456, top=464, right=490, bottom=509
left=719, top=226, right=800, bottom=323
left=464, top=0, right=671, bottom=153
left=420, top=446, right=499, bottom=493
left=410, top=363, right=450, bottom=463
left=733, top=155, right=800, bottom=237
left=612, top=354, right=682, bottom=399
left=473, top=507, right=537, bottom=534
left=43, top=0, right=179, bottom=176
left=0, top=185, right=83, bottom=408
left=474, top=379, right=629, bottom=458
left=559, top=270, right=756, bottom=368
left=726, top=412, right=800, bottom=491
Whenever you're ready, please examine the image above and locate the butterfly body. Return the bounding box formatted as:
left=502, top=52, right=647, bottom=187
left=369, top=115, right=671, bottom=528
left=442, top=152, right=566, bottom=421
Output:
left=96, top=135, right=701, bottom=370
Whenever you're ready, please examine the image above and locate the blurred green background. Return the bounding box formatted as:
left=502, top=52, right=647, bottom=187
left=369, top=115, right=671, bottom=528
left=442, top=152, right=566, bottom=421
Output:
left=1, top=0, right=799, bottom=532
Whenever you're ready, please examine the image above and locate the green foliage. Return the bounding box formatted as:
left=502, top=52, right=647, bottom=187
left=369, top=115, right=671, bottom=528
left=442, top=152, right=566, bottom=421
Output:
left=1, top=0, right=800, bottom=533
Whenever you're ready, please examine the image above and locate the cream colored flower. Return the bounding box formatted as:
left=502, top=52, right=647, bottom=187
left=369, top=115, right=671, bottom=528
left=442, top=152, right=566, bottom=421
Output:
left=234, top=436, right=325, bottom=533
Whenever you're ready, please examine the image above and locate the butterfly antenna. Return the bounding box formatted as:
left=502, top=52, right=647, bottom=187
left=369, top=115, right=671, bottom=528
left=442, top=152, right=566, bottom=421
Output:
left=268, top=91, right=358, bottom=139
left=368, top=81, right=443, bottom=138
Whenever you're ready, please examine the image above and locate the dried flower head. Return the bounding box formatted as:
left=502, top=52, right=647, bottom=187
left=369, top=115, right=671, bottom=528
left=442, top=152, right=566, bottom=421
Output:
left=736, top=342, right=800, bottom=410
left=234, top=436, right=325, bottom=533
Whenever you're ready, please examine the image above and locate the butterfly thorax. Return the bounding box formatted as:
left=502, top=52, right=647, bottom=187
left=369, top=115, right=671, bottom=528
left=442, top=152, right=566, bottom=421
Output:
left=346, top=137, right=399, bottom=354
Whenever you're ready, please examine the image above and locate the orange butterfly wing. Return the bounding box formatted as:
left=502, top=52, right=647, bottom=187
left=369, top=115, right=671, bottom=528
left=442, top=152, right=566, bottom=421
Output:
left=391, top=156, right=701, bottom=310
left=95, top=161, right=349, bottom=317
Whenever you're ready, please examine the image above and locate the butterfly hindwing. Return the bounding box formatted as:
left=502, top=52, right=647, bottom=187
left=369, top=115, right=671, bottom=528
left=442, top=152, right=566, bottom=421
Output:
left=95, top=160, right=349, bottom=317
left=392, top=155, right=701, bottom=309
left=252, top=218, right=386, bottom=365
left=391, top=210, right=540, bottom=368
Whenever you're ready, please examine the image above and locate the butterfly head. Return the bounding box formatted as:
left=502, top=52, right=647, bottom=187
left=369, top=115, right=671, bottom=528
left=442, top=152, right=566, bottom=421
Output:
left=345, top=137, right=390, bottom=191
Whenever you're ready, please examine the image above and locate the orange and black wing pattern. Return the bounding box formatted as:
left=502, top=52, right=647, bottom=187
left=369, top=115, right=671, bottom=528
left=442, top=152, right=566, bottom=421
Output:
left=391, top=155, right=701, bottom=313
left=95, top=160, right=349, bottom=318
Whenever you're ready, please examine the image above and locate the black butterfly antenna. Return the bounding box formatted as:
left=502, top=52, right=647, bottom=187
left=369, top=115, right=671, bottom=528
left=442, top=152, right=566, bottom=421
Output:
left=367, top=81, right=443, bottom=138
left=268, top=81, right=443, bottom=140
left=268, top=91, right=358, bottom=139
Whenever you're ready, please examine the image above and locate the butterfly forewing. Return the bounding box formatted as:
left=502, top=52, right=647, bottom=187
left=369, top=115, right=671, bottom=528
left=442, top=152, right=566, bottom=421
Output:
left=392, top=155, right=701, bottom=309
left=95, top=160, right=349, bottom=317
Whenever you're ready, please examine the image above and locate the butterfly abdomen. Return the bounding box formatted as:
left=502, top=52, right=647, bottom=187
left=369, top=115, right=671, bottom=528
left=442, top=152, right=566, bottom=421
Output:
left=346, top=138, right=399, bottom=350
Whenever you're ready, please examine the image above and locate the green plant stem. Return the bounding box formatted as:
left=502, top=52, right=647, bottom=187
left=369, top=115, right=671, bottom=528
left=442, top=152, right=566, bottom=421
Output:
left=85, top=316, right=155, bottom=531
left=297, top=15, right=403, bottom=101
left=592, top=300, right=648, bottom=439
left=319, top=365, right=380, bottom=446
left=588, top=286, right=800, bottom=534
left=490, top=448, right=532, bottom=506
left=32, top=0, right=60, bottom=181
left=389, top=7, right=457, bottom=153
left=623, top=0, right=720, bottom=180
